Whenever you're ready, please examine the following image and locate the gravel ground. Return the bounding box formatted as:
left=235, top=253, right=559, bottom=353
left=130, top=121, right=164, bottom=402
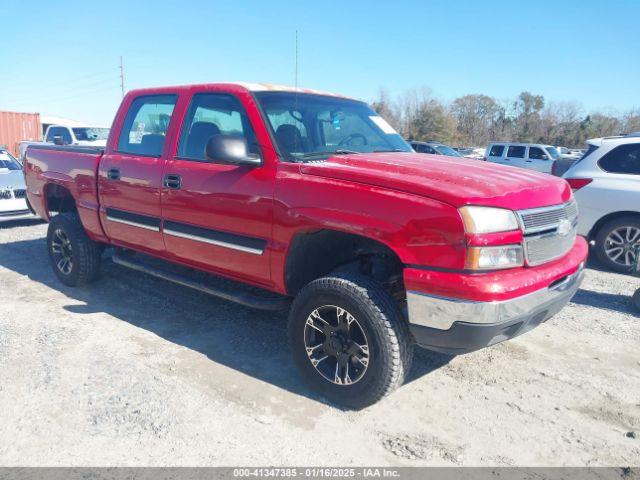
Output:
left=0, top=219, right=639, bottom=466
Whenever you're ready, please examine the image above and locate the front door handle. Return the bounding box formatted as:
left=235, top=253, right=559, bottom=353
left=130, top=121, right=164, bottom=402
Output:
left=163, top=174, right=182, bottom=189
left=107, top=168, right=120, bottom=180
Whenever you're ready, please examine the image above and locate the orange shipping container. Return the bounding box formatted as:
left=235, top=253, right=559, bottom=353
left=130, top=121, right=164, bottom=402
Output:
left=0, top=110, right=42, bottom=157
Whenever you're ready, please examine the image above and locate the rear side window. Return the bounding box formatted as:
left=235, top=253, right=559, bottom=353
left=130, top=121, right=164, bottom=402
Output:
left=46, top=127, right=72, bottom=145
left=507, top=145, right=525, bottom=158
left=598, top=144, right=640, bottom=174
left=489, top=145, right=504, bottom=157
left=117, top=94, right=177, bottom=157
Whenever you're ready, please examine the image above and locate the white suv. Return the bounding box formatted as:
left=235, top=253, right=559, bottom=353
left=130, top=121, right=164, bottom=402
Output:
left=563, top=134, right=640, bottom=272
left=485, top=142, right=561, bottom=174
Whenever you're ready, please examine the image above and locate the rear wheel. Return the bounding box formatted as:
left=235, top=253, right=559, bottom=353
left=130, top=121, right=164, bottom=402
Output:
left=288, top=272, right=412, bottom=409
left=594, top=217, right=640, bottom=273
left=47, top=213, right=102, bottom=286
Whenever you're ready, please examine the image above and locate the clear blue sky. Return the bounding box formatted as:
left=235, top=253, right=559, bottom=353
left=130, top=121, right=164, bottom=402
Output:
left=2, top=0, right=638, bottom=125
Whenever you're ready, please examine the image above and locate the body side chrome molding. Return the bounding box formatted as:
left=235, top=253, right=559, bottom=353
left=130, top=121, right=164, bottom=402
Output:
left=106, top=215, right=160, bottom=232
left=163, top=228, right=264, bottom=255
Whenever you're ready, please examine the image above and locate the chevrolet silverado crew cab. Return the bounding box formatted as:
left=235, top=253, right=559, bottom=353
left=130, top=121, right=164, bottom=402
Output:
left=24, top=83, right=587, bottom=408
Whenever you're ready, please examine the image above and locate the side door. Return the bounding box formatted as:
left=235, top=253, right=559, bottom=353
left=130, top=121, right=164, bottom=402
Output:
left=160, top=91, right=275, bottom=287
left=97, top=93, right=178, bottom=255
left=504, top=145, right=527, bottom=169
left=527, top=146, right=553, bottom=173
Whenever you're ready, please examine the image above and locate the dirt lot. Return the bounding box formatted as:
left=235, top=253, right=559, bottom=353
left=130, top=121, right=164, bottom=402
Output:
left=0, top=219, right=638, bottom=466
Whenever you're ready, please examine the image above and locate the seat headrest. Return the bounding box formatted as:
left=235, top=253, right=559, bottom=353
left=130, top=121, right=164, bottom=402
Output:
left=140, top=134, right=165, bottom=156
left=185, top=122, right=221, bottom=159
left=275, top=124, right=303, bottom=153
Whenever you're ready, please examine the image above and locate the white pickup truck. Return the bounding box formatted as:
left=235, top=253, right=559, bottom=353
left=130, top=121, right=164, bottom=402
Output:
left=18, top=124, right=109, bottom=160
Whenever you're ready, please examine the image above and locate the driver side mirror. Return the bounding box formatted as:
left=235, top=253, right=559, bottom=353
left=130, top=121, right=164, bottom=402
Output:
left=205, top=135, right=262, bottom=167
left=541, top=154, right=549, bottom=160
left=52, top=135, right=65, bottom=146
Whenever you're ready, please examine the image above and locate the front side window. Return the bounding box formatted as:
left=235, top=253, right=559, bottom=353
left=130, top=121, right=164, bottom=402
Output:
left=434, top=145, right=462, bottom=157
left=507, top=145, right=525, bottom=158
left=545, top=146, right=561, bottom=160
left=489, top=145, right=504, bottom=157
left=528, top=147, right=547, bottom=160
left=177, top=93, right=260, bottom=160
left=117, top=94, right=177, bottom=157
left=72, top=127, right=110, bottom=141
left=255, top=92, right=411, bottom=162
left=598, top=144, right=640, bottom=174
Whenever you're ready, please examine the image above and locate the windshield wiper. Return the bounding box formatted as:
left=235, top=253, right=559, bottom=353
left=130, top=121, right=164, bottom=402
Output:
left=373, top=148, right=406, bottom=153
left=298, top=149, right=360, bottom=159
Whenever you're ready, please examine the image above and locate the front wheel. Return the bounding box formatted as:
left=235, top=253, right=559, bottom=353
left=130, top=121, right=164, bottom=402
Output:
left=47, top=213, right=102, bottom=286
left=288, top=272, right=413, bottom=409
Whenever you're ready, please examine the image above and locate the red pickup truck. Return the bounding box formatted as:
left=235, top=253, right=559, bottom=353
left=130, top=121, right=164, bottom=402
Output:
left=24, top=83, right=587, bottom=408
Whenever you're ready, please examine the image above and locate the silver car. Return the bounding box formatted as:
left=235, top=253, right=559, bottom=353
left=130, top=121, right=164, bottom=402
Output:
left=0, top=149, right=33, bottom=222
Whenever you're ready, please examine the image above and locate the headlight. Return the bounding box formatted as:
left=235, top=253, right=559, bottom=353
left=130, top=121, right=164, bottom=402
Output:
left=459, top=206, right=520, bottom=234
left=466, top=245, right=524, bottom=270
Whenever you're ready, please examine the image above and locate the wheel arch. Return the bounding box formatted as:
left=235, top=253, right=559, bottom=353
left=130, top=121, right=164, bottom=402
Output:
left=283, top=228, right=405, bottom=297
left=43, top=182, right=77, bottom=217
left=589, top=211, right=640, bottom=241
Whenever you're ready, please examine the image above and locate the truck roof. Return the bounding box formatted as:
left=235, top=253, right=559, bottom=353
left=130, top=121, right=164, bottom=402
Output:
left=126, top=82, right=354, bottom=100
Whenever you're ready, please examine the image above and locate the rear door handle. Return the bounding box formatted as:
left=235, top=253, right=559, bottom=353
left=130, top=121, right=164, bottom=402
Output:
left=107, top=168, right=120, bottom=180
left=163, top=174, right=182, bottom=189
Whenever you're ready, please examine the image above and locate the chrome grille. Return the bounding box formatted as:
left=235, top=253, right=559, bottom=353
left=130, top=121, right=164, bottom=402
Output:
left=524, top=227, right=577, bottom=266
left=517, top=200, right=579, bottom=266
left=13, top=189, right=26, bottom=199
left=518, top=200, right=578, bottom=234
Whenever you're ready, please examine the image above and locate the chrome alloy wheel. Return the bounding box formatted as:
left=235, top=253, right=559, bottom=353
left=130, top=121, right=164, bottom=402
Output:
left=604, top=226, right=640, bottom=266
left=50, top=228, right=73, bottom=275
left=303, top=305, right=370, bottom=386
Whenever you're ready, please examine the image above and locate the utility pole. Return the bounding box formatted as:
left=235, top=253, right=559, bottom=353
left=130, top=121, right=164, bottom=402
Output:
left=294, top=30, right=298, bottom=91
left=119, top=56, right=125, bottom=97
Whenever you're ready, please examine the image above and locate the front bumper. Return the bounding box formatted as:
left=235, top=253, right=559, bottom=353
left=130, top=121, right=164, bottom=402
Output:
left=407, top=262, right=585, bottom=355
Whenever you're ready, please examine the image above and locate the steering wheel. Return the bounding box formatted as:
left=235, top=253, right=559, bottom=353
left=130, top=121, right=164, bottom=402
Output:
left=338, top=133, right=368, bottom=147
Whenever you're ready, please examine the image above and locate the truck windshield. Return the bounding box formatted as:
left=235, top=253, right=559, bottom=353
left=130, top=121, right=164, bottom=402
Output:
left=0, top=151, right=21, bottom=170
left=72, top=128, right=110, bottom=141
left=254, top=92, right=411, bottom=162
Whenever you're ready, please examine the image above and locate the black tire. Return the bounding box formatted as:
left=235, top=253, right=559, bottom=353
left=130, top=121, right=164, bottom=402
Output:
left=633, top=289, right=640, bottom=312
left=288, top=272, right=413, bottom=409
left=47, top=213, right=102, bottom=286
left=594, top=216, right=640, bottom=273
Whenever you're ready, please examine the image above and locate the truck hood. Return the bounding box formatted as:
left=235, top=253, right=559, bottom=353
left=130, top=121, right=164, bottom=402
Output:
left=300, top=152, right=571, bottom=210
left=0, top=170, right=26, bottom=190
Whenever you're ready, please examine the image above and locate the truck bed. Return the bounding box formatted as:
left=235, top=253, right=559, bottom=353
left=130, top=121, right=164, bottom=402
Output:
left=24, top=144, right=106, bottom=241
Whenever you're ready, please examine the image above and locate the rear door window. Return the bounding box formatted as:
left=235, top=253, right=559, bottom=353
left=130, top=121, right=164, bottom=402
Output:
left=117, top=94, right=177, bottom=157
left=598, top=144, right=640, bottom=174
left=507, top=145, right=526, bottom=158
left=489, top=145, right=504, bottom=157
